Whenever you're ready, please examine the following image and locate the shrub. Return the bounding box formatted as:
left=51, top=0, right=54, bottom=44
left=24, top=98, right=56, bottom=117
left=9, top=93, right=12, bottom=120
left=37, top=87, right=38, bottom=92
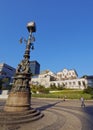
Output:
left=31, top=85, right=49, bottom=94
left=83, top=86, right=93, bottom=94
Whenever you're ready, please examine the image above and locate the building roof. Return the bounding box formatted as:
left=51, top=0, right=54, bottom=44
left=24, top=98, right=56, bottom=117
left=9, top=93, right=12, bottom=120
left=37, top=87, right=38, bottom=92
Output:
left=40, top=70, right=50, bottom=75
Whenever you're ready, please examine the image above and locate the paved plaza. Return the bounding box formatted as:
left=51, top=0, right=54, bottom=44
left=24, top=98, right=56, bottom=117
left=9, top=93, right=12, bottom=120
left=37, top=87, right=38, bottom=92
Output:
left=0, top=98, right=93, bottom=130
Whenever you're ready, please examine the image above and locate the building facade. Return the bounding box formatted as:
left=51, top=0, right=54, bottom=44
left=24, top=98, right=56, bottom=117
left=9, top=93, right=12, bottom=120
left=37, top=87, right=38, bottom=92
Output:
left=0, top=63, right=16, bottom=79
left=0, top=63, right=16, bottom=87
left=57, top=68, right=78, bottom=80
left=31, top=68, right=93, bottom=89
left=31, top=70, right=57, bottom=87
left=30, top=60, right=40, bottom=75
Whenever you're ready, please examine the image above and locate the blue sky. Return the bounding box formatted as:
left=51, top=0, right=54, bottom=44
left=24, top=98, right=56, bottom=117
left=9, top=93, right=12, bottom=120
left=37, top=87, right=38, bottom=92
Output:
left=0, top=0, right=93, bottom=77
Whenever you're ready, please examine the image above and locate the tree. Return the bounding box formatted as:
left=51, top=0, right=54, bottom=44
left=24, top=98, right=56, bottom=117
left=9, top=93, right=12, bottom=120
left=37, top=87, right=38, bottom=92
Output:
left=0, top=77, right=12, bottom=90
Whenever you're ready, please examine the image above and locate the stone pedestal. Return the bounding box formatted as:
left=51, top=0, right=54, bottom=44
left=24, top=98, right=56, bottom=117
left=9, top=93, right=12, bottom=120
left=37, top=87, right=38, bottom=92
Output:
left=4, top=72, right=31, bottom=112
left=4, top=91, right=31, bottom=112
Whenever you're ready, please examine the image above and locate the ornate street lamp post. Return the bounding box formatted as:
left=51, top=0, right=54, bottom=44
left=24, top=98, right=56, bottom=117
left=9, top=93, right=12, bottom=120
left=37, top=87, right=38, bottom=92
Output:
left=0, top=22, right=43, bottom=126
left=4, top=22, right=36, bottom=112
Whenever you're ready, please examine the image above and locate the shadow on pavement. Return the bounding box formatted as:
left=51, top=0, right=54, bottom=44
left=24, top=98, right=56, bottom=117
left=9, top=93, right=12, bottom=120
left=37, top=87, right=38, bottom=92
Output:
left=84, top=105, right=93, bottom=116
left=37, top=101, right=61, bottom=111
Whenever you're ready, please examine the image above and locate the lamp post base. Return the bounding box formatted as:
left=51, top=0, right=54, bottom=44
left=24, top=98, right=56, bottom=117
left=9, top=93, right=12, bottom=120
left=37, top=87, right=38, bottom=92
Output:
left=4, top=91, right=31, bottom=112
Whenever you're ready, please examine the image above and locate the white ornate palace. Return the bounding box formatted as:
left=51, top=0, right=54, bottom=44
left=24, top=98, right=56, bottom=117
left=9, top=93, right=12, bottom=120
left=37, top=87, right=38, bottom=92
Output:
left=31, top=68, right=93, bottom=90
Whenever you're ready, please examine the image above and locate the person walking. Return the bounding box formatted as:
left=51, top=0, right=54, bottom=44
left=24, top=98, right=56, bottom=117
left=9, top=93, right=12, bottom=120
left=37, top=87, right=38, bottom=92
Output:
left=63, top=95, right=66, bottom=101
left=80, top=97, right=85, bottom=107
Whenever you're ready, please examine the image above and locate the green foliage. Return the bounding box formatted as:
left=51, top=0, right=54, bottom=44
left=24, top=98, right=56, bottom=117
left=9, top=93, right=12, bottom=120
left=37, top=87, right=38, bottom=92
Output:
left=2, top=84, right=12, bottom=90
left=31, top=85, right=37, bottom=93
left=57, top=85, right=65, bottom=90
left=49, top=84, right=57, bottom=90
left=31, top=85, right=49, bottom=94
left=32, top=89, right=93, bottom=100
left=31, top=84, right=93, bottom=100
left=83, top=86, right=93, bottom=94
left=31, top=84, right=65, bottom=94
left=0, top=77, right=11, bottom=90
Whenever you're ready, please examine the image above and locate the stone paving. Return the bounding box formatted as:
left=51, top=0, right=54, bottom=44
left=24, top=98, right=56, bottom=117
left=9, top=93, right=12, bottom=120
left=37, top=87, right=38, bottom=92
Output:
left=0, top=98, right=93, bottom=130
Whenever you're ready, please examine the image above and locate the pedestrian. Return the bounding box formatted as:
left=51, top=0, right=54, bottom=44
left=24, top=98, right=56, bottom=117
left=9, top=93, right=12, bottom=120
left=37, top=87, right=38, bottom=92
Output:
left=80, top=97, right=85, bottom=107
left=63, top=96, right=66, bottom=101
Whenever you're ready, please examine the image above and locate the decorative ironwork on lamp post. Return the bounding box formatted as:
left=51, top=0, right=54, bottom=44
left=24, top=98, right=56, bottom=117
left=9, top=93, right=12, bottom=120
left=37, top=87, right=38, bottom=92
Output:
left=12, top=21, right=36, bottom=93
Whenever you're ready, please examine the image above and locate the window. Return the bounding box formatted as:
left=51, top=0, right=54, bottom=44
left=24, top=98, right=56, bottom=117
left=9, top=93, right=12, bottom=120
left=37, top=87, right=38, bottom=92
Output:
left=78, top=81, right=81, bottom=86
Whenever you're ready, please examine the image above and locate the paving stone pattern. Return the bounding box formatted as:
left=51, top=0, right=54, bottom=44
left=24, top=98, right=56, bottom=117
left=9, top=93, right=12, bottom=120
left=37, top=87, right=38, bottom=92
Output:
left=0, top=98, right=93, bottom=130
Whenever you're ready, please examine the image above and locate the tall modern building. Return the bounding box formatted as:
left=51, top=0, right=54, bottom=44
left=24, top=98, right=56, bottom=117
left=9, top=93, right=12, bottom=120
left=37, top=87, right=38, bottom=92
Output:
left=30, top=60, right=40, bottom=75
left=0, top=63, right=16, bottom=80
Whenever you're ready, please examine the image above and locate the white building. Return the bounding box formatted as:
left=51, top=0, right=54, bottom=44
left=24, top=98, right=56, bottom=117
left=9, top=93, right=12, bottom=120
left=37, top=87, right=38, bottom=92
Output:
left=31, top=70, right=57, bottom=87
left=57, top=68, right=78, bottom=80
left=50, top=78, right=87, bottom=90
left=31, top=68, right=93, bottom=90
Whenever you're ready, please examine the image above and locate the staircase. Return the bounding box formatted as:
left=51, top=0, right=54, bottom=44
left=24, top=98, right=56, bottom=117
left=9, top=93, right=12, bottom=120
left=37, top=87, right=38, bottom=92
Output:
left=0, top=108, right=44, bottom=125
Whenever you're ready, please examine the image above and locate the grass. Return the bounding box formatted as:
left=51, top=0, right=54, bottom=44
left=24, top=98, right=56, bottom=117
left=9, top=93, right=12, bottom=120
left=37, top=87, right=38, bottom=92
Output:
left=32, top=89, right=93, bottom=100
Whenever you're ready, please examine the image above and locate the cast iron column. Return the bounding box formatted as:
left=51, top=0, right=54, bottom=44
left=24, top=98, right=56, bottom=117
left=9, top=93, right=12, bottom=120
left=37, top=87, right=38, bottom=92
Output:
left=4, top=22, right=36, bottom=112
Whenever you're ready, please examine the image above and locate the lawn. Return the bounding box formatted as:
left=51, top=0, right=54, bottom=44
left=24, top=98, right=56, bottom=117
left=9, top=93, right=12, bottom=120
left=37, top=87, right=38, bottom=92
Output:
left=32, top=89, right=93, bottom=100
